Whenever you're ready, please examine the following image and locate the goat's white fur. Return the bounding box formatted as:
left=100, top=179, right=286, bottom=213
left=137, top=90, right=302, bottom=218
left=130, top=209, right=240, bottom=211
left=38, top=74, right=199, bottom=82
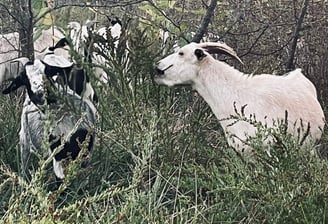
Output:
left=155, top=42, right=325, bottom=150
left=19, top=88, right=96, bottom=179
left=67, top=20, right=122, bottom=84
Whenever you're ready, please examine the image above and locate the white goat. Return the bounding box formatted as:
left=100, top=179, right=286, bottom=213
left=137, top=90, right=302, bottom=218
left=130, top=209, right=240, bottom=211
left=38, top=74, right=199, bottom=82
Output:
left=154, top=42, right=325, bottom=151
left=2, top=56, right=97, bottom=183
left=66, top=18, right=123, bottom=85
left=67, top=21, right=90, bottom=53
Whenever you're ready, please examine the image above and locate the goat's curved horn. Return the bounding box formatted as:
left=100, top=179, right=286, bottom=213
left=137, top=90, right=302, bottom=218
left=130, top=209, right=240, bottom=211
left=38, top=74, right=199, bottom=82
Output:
left=11, top=57, right=30, bottom=66
left=200, top=42, right=243, bottom=64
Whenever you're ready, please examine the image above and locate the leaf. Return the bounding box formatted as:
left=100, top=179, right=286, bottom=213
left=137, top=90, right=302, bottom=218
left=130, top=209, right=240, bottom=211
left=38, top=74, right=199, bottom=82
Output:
left=157, top=0, right=176, bottom=9
left=33, top=28, right=43, bottom=41
left=43, top=13, right=54, bottom=26
left=32, top=0, right=44, bottom=11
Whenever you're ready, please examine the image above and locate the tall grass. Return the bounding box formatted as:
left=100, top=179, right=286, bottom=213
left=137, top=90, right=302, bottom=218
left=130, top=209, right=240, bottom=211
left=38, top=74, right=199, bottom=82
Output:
left=0, top=18, right=327, bottom=223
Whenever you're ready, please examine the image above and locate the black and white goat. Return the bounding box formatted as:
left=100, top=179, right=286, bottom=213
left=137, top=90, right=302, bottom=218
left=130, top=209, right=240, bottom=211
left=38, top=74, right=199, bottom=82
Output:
left=42, top=53, right=98, bottom=103
left=2, top=56, right=97, bottom=183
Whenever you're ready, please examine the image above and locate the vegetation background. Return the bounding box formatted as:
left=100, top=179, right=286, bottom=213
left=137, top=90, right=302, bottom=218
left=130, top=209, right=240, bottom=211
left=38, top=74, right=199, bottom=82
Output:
left=0, top=0, right=327, bottom=223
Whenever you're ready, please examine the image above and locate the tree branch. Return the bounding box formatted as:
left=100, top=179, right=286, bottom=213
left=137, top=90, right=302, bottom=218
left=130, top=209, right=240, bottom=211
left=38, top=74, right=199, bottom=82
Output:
left=53, top=0, right=146, bottom=9
left=146, top=0, right=182, bottom=32
left=191, top=0, right=218, bottom=43
left=238, top=24, right=270, bottom=58
left=33, top=7, right=52, bottom=25
left=286, top=0, right=309, bottom=70
left=0, top=3, right=23, bottom=28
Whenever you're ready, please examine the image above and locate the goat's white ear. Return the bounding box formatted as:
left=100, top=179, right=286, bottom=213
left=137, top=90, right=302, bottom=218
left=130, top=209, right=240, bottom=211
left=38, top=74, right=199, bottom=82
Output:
left=194, top=49, right=207, bottom=60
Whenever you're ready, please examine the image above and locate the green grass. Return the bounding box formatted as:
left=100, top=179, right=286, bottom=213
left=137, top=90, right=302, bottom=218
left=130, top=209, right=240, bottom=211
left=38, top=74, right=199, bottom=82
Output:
left=0, top=19, right=328, bottom=223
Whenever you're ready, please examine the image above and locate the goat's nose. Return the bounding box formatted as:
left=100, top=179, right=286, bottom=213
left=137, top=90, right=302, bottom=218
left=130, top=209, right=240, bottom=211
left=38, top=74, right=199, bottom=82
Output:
left=36, top=91, right=44, bottom=102
left=155, top=67, right=164, bottom=75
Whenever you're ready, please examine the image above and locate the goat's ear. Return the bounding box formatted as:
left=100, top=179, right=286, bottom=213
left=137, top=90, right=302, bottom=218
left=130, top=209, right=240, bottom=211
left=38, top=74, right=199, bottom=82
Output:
left=195, top=49, right=207, bottom=60
left=49, top=38, right=69, bottom=51
left=41, top=60, right=70, bottom=77
left=2, top=75, right=25, bottom=94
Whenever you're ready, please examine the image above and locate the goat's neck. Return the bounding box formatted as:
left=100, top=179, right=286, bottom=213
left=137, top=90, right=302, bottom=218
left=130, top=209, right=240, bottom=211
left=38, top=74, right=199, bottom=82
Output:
left=193, top=60, right=246, bottom=121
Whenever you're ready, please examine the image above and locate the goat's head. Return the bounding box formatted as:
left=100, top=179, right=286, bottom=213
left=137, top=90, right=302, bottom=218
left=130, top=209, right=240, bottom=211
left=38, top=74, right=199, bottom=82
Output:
left=67, top=21, right=81, bottom=36
left=154, top=42, right=242, bottom=87
left=2, top=55, right=73, bottom=106
left=2, top=58, right=45, bottom=105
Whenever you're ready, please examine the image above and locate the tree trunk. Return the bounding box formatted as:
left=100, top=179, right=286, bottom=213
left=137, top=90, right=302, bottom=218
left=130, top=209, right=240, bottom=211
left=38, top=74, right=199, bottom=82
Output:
left=286, top=0, right=309, bottom=71
left=191, top=0, right=218, bottom=43
left=18, top=0, right=34, bottom=60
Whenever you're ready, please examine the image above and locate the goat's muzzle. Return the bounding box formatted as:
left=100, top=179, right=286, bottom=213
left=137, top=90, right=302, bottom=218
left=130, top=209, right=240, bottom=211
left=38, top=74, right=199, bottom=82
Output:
left=30, top=91, right=45, bottom=106
left=155, top=67, right=165, bottom=76
left=155, top=64, right=173, bottom=76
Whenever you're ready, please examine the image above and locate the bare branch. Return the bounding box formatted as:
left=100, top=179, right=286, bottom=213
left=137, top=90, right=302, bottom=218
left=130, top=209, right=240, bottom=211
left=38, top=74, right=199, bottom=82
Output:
left=238, top=24, right=270, bottom=58
left=147, top=0, right=182, bottom=32
left=53, top=0, right=146, bottom=9
left=245, top=36, right=294, bottom=57
left=286, top=0, right=310, bottom=70
left=33, top=7, right=52, bottom=25
left=191, top=0, right=218, bottom=43
left=0, top=3, right=23, bottom=28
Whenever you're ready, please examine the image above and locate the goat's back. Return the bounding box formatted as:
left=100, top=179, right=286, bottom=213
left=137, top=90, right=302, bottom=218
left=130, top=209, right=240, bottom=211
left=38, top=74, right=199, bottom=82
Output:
left=223, top=69, right=324, bottom=147
left=20, top=92, right=96, bottom=152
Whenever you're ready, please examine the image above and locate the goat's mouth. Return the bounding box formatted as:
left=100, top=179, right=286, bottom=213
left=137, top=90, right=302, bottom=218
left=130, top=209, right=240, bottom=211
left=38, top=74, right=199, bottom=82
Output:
left=30, top=92, right=45, bottom=106
left=155, top=64, right=173, bottom=77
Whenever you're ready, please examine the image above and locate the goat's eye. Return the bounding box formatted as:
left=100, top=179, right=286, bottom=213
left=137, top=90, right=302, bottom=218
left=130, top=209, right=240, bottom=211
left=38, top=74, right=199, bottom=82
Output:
left=178, top=52, right=184, bottom=56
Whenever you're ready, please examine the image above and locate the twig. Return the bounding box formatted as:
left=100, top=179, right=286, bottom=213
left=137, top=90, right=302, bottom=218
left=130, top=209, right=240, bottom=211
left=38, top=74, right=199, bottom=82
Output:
left=286, top=0, right=309, bottom=70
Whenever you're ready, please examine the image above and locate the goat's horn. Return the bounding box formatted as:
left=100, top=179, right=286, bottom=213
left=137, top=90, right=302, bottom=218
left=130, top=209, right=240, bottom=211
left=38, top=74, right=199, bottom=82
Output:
left=11, top=57, right=29, bottom=66
left=200, top=42, right=243, bottom=64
